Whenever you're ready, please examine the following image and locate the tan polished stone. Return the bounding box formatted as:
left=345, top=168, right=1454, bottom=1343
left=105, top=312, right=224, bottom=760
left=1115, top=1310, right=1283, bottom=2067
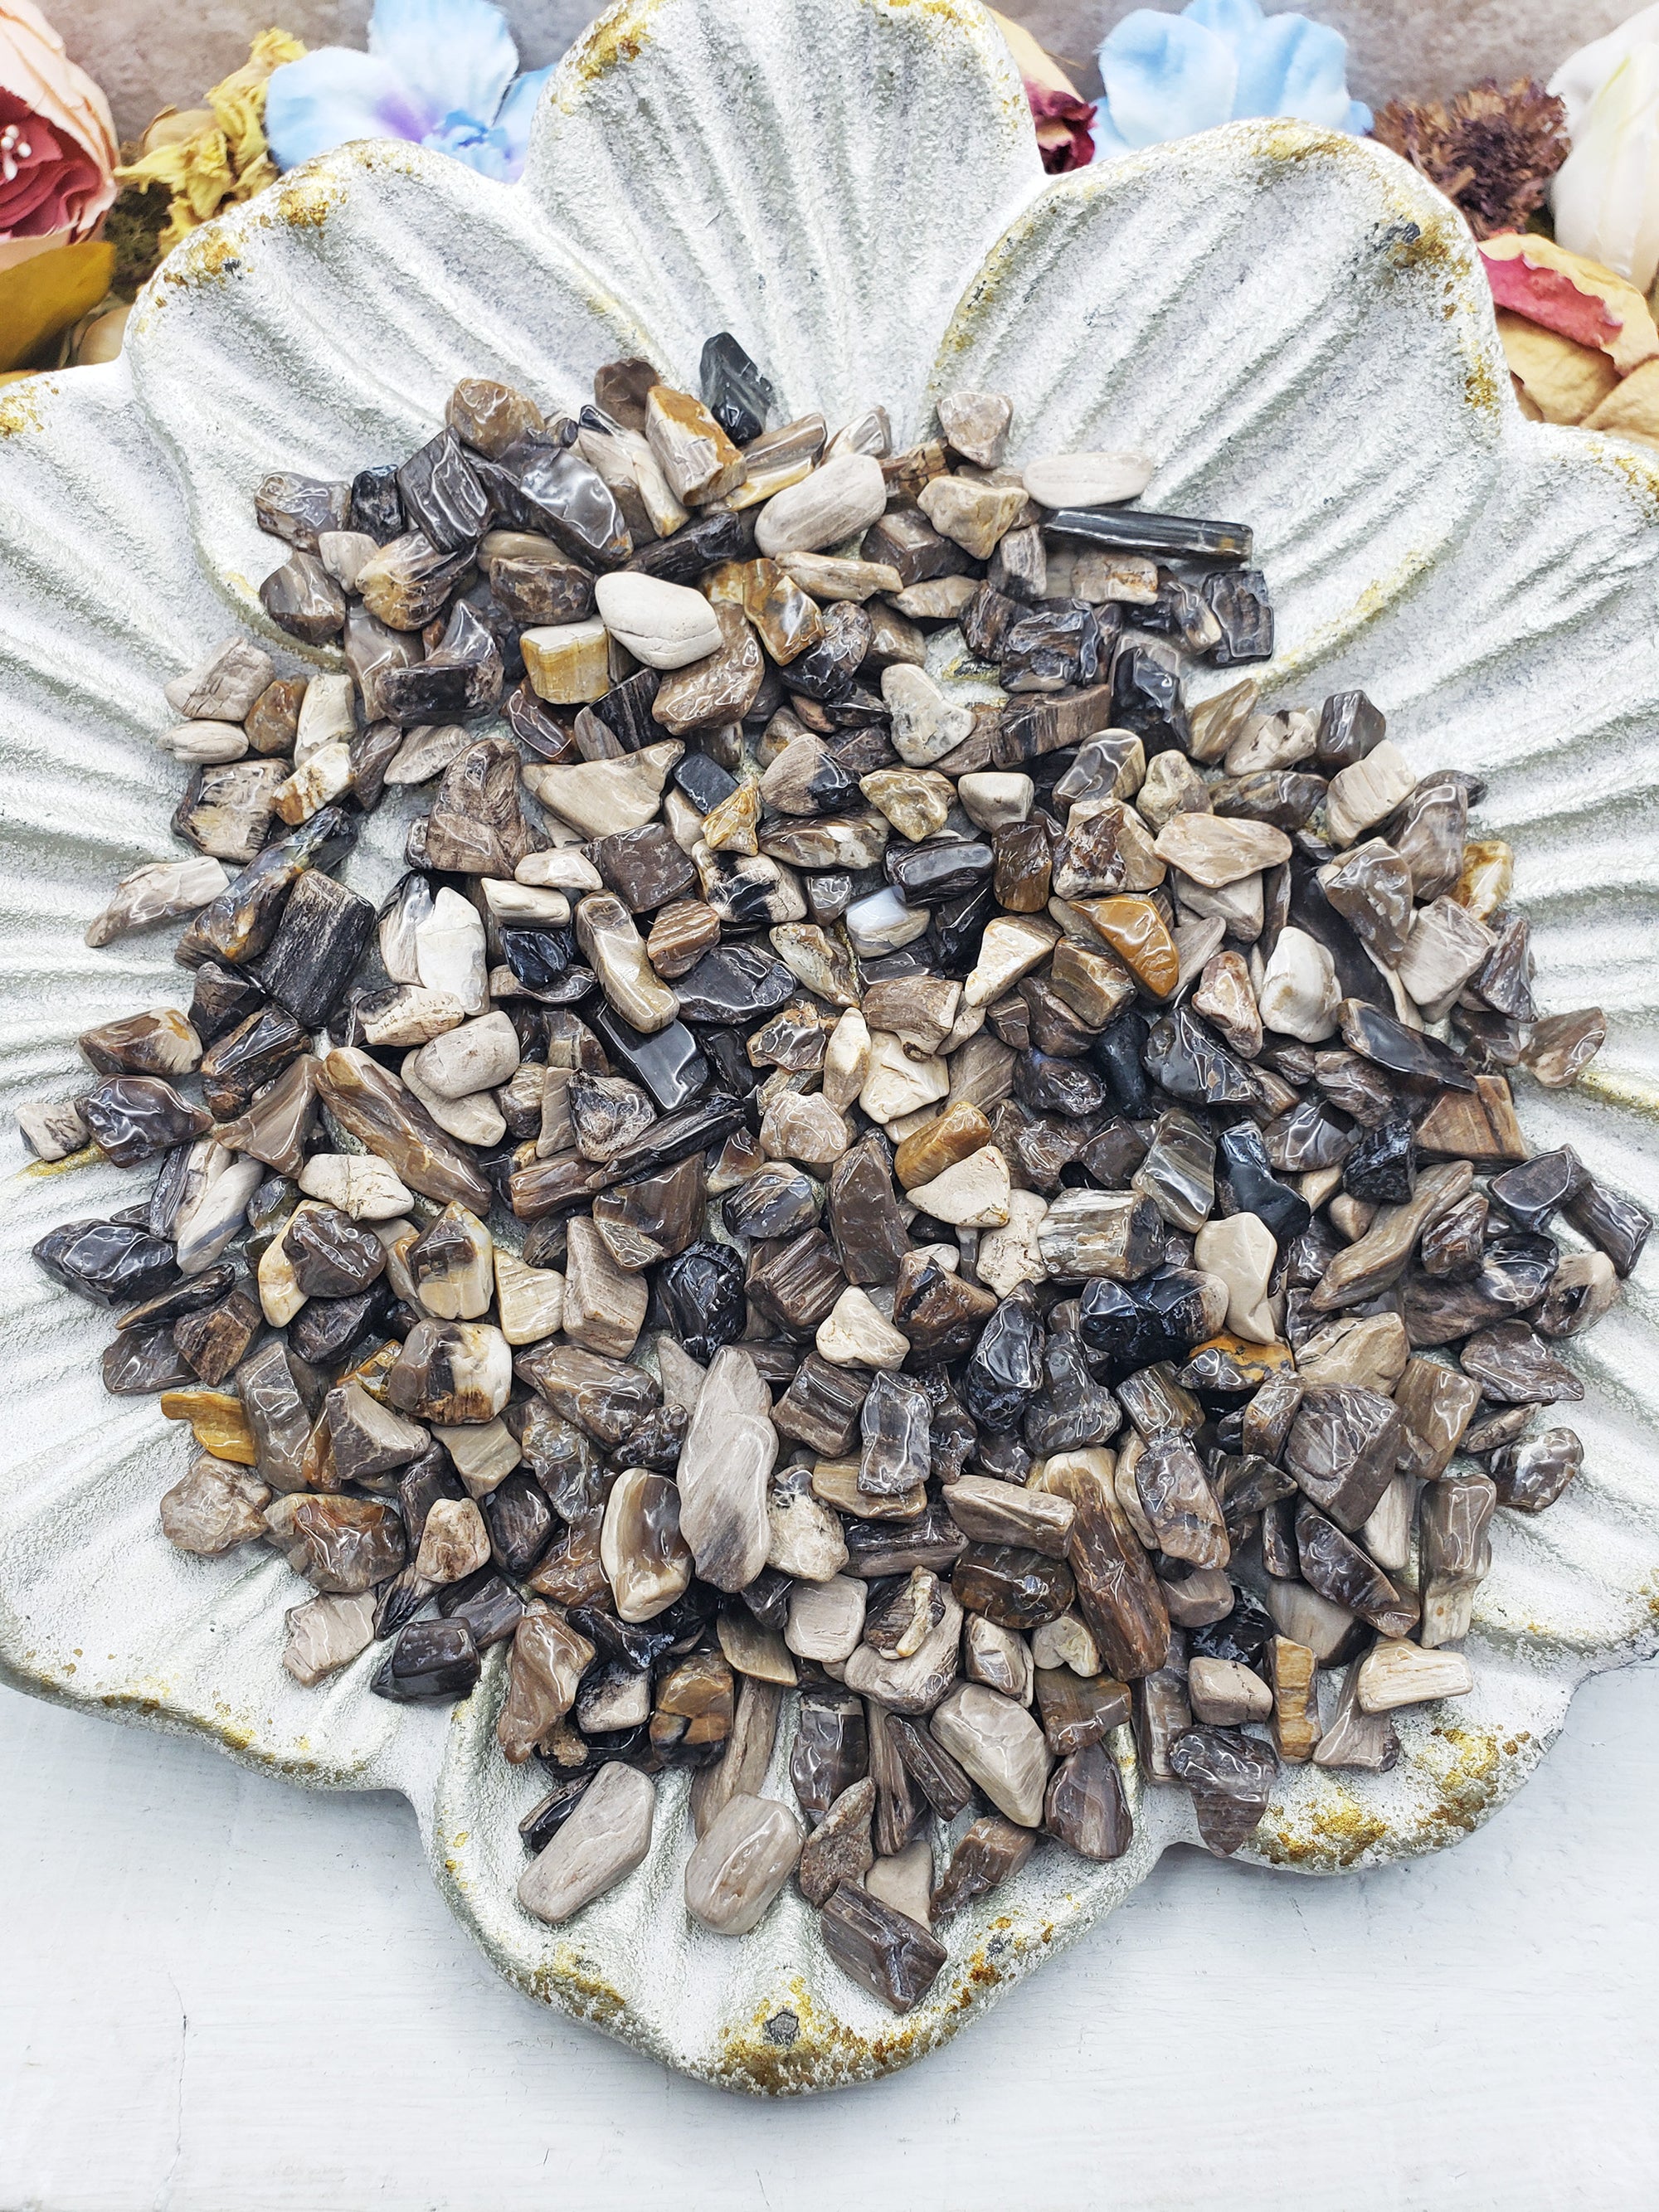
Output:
left=523, top=740, right=684, bottom=839
left=754, top=452, right=888, bottom=557
left=917, top=474, right=1026, bottom=557
left=1193, top=1213, right=1278, bottom=1344
left=815, top=1286, right=911, bottom=1371
left=684, top=1793, right=803, bottom=1935
left=645, top=383, right=747, bottom=503
left=521, top=618, right=611, bottom=705
left=562, top=1217, right=649, bottom=1359
left=931, top=1683, right=1053, bottom=1827
left=1355, top=1641, right=1474, bottom=1713
left=518, top=1762, right=656, bottom=1924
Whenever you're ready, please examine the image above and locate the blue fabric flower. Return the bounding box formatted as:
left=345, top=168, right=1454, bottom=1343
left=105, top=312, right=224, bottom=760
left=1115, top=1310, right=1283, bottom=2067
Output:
left=1093, top=0, right=1370, bottom=157
left=265, top=0, right=555, bottom=182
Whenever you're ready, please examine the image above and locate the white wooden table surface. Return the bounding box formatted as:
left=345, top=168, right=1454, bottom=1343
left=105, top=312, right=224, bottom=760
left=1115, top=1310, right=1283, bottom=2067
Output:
left=3, top=1660, right=1655, bottom=2211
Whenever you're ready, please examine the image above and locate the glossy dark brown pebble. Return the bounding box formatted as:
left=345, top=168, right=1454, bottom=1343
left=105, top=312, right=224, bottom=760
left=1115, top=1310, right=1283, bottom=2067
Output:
left=80, top=1077, right=212, bottom=1169
left=1342, top=1116, right=1415, bottom=1204
left=102, top=1325, right=197, bottom=1394
left=437, top=1567, right=525, bottom=1651
left=284, top=1206, right=387, bottom=1298
left=625, top=508, right=753, bottom=584
left=256, top=471, right=350, bottom=551
left=819, top=1879, right=946, bottom=2013
left=931, top=1812, right=1035, bottom=1920
left=893, top=1252, right=997, bottom=1362
left=513, top=1340, right=659, bottom=1448
left=1459, top=1322, right=1584, bottom=1406
left=1490, top=1426, right=1582, bottom=1512
left=674, top=945, right=797, bottom=1025
left=859, top=1370, right=933, bottom=1497
left=1285, top=1385, right=1401, bottom=1533
left=1044, top=1742, right=1133, bottom=1860
left=828, top=1137, right=911, bottom=1287
left=36, top=1217, right=180, bottom=1306
left=198, top=1003, right=309, bottom=1120
left=187, top=960, right=267, bottom=1048
left=953, top=1542, right=1075, bottom=1631
left=1421, top=1193, right=1489, bottom=1279
left=1563, top=1176, right=1652, bottom=1277
left=1488, top=1147, right=1588, bottom=1233
left=657, top=1241, right=748, bottom=1364
left=1034, top=1668, right=1131, bottom=1755
left=788, top=1685, right=868, bottom=1821
left=173, top=1286, right=262, bottom=1384
left=843, top=1503, right=967, bottom=1581
left=1168, top=1725, right=1277, bottom=1856
left=1339, top=999, right=1475, bottom=1091
left=771, top=1354, right=870, bottom=1456
left=722, top=1163, right=820, bottom=1242
left=1294, top=1501, right=1419, bottom=1636
left=260, top=549, right=346, bottom=642
left=178, top=809, right=358, bottom=970
left=253, top=871, right=377, bottom=1029
left=478, top=1470, right=555, bottom=1576
left=746, top=1228, right=847, bottom=1334
left=372, top=1616, right=481, bottom=1703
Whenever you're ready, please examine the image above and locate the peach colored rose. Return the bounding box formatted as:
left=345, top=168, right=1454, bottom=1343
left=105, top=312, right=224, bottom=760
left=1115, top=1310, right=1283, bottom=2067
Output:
left=0, top=0, right=116, bottom=245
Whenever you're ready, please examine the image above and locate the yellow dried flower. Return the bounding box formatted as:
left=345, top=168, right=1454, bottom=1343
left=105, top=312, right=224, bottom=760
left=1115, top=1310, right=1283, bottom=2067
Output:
left=115, top=27, right=305, bottom=256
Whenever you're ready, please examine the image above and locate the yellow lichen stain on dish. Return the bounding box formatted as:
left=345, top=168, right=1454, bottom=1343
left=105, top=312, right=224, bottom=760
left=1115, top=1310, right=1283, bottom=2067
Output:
left=1577, top=1062, right=1659, bottom=1121
left=1258, top=1781, right=1391, bottom=1869
left=275, top=168, right=350, bottom=231
left=1418, top=1723, right=1506, bottom=1838
left=526, top=1945, right=628, bottom=2025
left=160, top=227, right=246, bottom=291
left=1268, top=554, right=1431, bottom=685
left=17, top=1145, right=101, bottom=1179
left=718, top=1979, right=887, bottom=2095
left=1584, top=435, right=1659, bottom=523
left=1462, top=345, right=1506, bottom=421
left=560, top=0, right=660, bottom=95
left=702, top=1913, right=1059, bottom=2093
left=0, top=382, right=46, bottom=438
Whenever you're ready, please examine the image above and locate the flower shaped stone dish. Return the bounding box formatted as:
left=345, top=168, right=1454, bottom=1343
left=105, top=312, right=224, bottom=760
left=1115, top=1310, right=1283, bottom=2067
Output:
left=3, top=0, right=1659, bottom=2096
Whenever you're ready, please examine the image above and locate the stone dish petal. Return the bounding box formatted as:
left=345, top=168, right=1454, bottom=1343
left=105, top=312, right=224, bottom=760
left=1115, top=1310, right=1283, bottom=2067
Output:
left=124, top=148, right=659, bottom=631
left=931, top=125, right=1506, bottom=679
left=521, top=0, right=1044, bottom=441
left=1, top=0, right=1657, bottom=2094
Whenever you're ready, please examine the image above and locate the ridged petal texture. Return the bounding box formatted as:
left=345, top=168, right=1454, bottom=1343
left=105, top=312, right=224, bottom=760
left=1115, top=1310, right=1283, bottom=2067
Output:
left=1, top=0, right=1657, bottom=2093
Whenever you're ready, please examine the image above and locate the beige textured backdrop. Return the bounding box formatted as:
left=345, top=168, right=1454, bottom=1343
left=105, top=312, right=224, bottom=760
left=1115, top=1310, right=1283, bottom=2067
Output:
left=57, top=0, right=1628, bottom=143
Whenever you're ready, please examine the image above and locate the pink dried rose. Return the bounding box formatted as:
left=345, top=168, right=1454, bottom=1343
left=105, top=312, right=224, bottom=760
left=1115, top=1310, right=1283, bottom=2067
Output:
left=1027, top=81, right=1098, bottom=173
left=987, top=8, right=1097, bottom=174
left=0, top=0, right=116, bottom=250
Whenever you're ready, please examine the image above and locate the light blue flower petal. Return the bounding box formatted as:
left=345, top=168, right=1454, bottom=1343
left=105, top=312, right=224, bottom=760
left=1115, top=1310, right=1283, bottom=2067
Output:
left=1346, top=97, right=1374, bottom=134
left=1183, top=0, right=1268, bottom=64
left=265, top=48, right=432, bottom=170
left=492, top=65, right=557, bottom=173
left=1090, top=105, right=1137, bottom=158
left=1230, top=11, right=1358, bottom=128
left=1098, top=9, right=1238, bottom=148
left=422, top=114, right=516, bottom=179
left=368, top=0, right=518, bottom=137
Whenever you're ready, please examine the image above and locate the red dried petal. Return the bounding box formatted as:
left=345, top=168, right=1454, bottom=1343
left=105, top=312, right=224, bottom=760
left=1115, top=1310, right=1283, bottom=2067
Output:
left=1481, top=247, right=1623, bottom=354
